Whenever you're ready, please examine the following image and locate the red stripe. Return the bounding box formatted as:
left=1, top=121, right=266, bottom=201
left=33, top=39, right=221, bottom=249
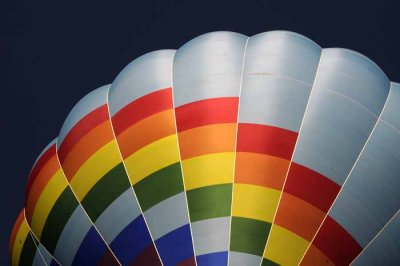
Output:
left=9, top=210, right=24, bottom=257
left=284, top=163, right=340, bottom=212
left=175, top=97, right=238, bottom=132
left=313, top=216, right=362, bottom=266
left=178, top=257, right=196, bottom=266
left=58, top=104, right=109, bottom=163
left=25, top=144, right=56, bottom=198
left=237, top=123, right=297, bottom=160
left=112, top=88, right=173, bottom=136
left=129, top=244, right=162, bottom=266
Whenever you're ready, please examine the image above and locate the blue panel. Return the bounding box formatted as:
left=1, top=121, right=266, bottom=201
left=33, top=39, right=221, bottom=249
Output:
left=110, top=215, right=153, bottom=264
left=196, top=251, right=228, bottom=266
left=72, top=226, right=108, bottom=265
left=155, top=224, right=194, bottom=266
left=50, top=260, right=59, bottom=266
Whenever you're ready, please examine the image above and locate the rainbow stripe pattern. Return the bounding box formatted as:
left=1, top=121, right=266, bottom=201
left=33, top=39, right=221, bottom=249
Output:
left=10, top=31, right=400, bottom=266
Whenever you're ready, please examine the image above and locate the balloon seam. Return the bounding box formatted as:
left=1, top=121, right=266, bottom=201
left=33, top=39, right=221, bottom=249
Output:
left=259, top=46, right=324, bottom=266
left=105, top=85, right=164, bottom=265
left=171, top=49, right=198, bottom=266
left=298, top=81, right=392, bottom=266
left=227, top=36, right=250, bottom=266
left=54, top=139, right=123, bottom=265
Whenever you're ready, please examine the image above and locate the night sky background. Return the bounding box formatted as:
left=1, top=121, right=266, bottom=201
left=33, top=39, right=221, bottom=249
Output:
left=2, top=0, right=400, bottom=264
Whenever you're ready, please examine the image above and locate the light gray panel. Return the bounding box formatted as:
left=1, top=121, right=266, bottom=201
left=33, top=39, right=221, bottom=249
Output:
left=352, top=212, right=400, bottom=266
left=329, top=190, right=382, bottom=247
left=293, top=49, right=390, bottom=184
left=173, top=31, right=248, bottom=107
left=229, top=251, right=261, bottom=266
left=239, top=76, right=313, bottom=132
left=244, top=31, right=321, bottom=84
left=143, top=192, right=189, bottom=240
left=329, top=118, right=400, bottom=246
left=109, top=50, right=175, bottom=116
left=293, top=89, right=378, bottom=184
left=191, top=217, right=230, bottom=256
left=57, top=85, right=110, bottom=148
left=53, top=206, right=92, bottom=266
left=239, top=31, right=321, bottom=131
left=37, top=244, right=53, bottom=265
left=382, top=82, right=400, bottom=131
left=315, top=49, right=389, bottom=115
left=32, top=244, right=47, bottom=266
left=94, top=188, right=141, bottom=244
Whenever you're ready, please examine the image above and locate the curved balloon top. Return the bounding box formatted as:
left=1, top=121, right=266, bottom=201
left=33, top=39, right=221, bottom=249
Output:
left=10, top=31, right=400, bottom=266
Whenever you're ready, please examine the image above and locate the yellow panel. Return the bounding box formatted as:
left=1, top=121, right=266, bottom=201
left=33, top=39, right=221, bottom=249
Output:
left=30, top=170, right=67, bottom=238
left=183, top=152, right=235, bottom=190
left=124, top=134, right=180, bottom=185
left=264, top=224, right=309, bottom=266
left=232, top=184, right=280, bottom=222
left=70, top=140, right=121, bottom=200
left=11, top=219, right=30, bottom=266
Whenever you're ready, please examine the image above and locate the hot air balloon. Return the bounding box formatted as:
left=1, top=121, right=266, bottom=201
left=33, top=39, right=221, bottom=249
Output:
left=10, top=31, right=400, bottom=266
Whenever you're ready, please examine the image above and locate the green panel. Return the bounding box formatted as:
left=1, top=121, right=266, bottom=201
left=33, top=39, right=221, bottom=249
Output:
left=261, top=258, right=280, bottom=266
left=133, top=162, right=184, bottom=211
left=230, top=216, right=271, bottom=256
left=81, top=163, right=130, bottom=221
left=187, top=184, right=232, bottom=222
left=19, top=233, right=37, bottom=266
left=40, top=187, right=79, bottom=253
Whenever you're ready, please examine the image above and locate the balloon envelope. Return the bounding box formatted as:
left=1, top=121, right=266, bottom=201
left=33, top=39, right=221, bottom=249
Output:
left=10, top=31, right=400, bottom=266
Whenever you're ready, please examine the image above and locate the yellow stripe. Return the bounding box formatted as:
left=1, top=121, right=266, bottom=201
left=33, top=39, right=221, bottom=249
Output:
left=70, top=140, right=121, bottom=200
left=30, top=170, right=67, bottom=238
left=11, top=219, right=30, bottom=266
left=124, top=134, right=180, bottom=185
left=232, top=184, right=280, bottom=222
left=264, top=224, right=309, bottom=266
left=183, top=152, right=235, bottom=190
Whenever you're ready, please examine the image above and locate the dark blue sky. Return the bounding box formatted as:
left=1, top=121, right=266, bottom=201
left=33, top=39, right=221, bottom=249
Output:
left=2, top=0, right=399, bottom=264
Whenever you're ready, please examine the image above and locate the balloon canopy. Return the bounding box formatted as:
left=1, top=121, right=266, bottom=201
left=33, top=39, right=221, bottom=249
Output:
left=10, top=31, right=400, bottom=266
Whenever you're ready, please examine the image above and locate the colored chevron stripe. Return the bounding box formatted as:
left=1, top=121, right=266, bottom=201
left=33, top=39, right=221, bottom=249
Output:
left=57, top=86, right=162, bottom=264
left=230, top=124, right=298, bottom=259
left=175, top=97, right=239, bottom=263
left=111, top=86, right=194, bottom=265
left=12, top=31, right=400, bottom=266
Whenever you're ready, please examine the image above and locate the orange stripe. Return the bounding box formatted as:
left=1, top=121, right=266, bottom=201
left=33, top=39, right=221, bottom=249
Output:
left=178, top=123, right=236, bottom=160
left=116, top=110, right=176, bottom=159
left=275, top=192, right=325, bottom=241
left=300, top=244, right=335, bottom=266
left=9, top=210, right=24, bottom=257
left=25, top=155, right=59, bottom=222
left=62, top=120, right=114, bottom=180
left=235, top=152, right=289, bottom=190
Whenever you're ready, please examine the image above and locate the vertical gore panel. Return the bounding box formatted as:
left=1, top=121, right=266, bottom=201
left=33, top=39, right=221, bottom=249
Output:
left=173, top=31, right=248, bottom=261
left=109, top=50, right=193, bottom=265
left=264, top=48, right=390, bottom=265
left=232, top=31, right=321, bottom=265
left=302, top=83, right=400, bottom=265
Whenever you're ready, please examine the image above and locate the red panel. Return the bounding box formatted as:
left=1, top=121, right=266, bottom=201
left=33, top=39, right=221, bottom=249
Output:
left=175, top=97, right=239, bottom=132
left=97, top=249, right=120, bottom=266
left=25, top=144, right=56, bottom=198
left=237, top=123, right=297, bottom=160
left=178, top=257, right=196, bottom=266
left=312, top=216, right=362, bottom=266
left=112, top=88, right=173, bottom=136
left=58, top=105, right=109, bottom=162
left=129, top=244, right=162, bottom=266
left=9, top=210, right=24, bottom=257
left=284, top=163, right=340, bottom=212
